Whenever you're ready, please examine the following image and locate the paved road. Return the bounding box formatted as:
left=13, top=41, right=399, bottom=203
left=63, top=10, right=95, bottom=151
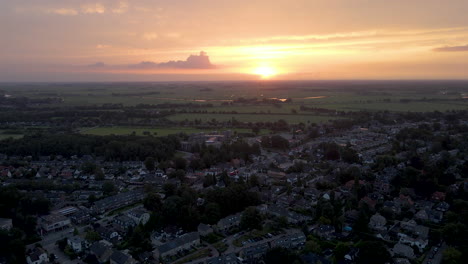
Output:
left=422, top=242, right=446, bottom=264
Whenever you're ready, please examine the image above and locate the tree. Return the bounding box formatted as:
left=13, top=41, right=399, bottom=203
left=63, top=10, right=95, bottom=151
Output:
left=334, top=242, right=351, bottom=262
left=249, top=175, right=260, bottom=188
left=163, top=183, right=177, bottom=197
left=144, top=157, right=155, bottom=171
left=85, top=231, right=101, bottom=242
left=442, top=247, right=462, bottom=264
left=143, top=193, right=162, bottom=212
left=270, top=135, right=289, bottom=149
left=173, top=157, right=187, bottom=170
left=264, top=247, right=302, bottom=264
left=240, top=207, right=262, bottom=230
left=102, top=181, right=116, bottom=195
left=442, top=223, right=468, bottom=246
left=356, top=241, right=391, bottom=264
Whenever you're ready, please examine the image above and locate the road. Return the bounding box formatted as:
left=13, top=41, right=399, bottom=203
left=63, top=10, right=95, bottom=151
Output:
left=422, top=242, right=447, bottom=264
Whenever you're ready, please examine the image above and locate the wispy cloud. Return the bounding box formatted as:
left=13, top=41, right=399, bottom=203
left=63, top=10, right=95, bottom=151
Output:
left=142, top=33, right=158, bottom=41
left=433, top=44, right=468, bottom=52
left=112, top=1, right=129, bottom=14
left=47, top=8, right=78, bottom=16
left=81, top=3, right=106, bottom=14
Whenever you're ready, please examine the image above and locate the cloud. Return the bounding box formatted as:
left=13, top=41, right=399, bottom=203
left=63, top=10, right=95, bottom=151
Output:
left=166, top=32, right=181, bottom=39
left=88, top=62, right=107, bottom=67
left=112, top=1, right=129, bottom=14
left=47, top=8, right=78, bottom=16
left=433, top=44, right=468, bottom=52
left=142, top=33, right=158, bottom=40
left=96, top=44, right=111, bottom=49
left=88, top=51, right=217, bottom=70
left=81, top=3, right=106, bottom=14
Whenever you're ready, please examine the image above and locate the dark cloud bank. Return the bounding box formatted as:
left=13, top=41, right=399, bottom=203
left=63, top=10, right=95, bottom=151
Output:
left=88, top=51, right=217, bottom=70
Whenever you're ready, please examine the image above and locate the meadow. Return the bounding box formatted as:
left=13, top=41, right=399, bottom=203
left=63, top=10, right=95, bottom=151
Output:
left=80, top=126, right=271, bottom=137
left=166, top=113, right=340, bottom=124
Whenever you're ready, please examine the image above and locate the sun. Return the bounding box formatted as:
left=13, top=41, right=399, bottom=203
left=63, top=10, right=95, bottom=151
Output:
left=253, top=66, right=277, bottom=79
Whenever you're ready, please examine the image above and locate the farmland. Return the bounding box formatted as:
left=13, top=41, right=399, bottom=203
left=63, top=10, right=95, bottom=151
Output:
left=80, top=126, right=272, bottom=137
left=1, top=80, right=468, bottom=130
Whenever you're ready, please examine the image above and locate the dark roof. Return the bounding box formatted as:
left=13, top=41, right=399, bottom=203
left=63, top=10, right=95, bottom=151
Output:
left=158, top=232, right=200, bottom=254
left=90, top=242, right=110, bottom=257
left=110, top=250, right=130, bottom=264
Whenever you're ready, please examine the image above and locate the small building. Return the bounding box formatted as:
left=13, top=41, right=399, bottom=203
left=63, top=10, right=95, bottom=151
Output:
left=26, top=247, right=49, bottom=264
left=110, top=250, right=138, bottom=264
left=0, top=218, right=13, bottom=231
left=198, top=223, right=214, bottom=236
left=67, top=236, right=88, bottom=253
left=369, top=213, right=387, bottom=231
left=154, top=232, right=200, bottom=260
left=39, top=214, right=71, bottom=233
left=392, top=243, right=415, bottom=259
left=114, top=215, right=137, bottom=229
left=216, top=213, right=242, bottom=233
left=127, top=208, right=150, bottom=225
left=90, top=241, right=113, bottom=263
left=206, top=253, right=240, bottom=264
left=239, top=242, right=269, bottom=261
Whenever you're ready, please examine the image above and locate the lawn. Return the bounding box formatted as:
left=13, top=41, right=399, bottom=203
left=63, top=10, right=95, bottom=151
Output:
left=167, top=113, right=341, bottom=124
left=173, top=248, right=212, bottom=264
left=80, top=126, right=272, bottom=136
left=0, top=130, right=24, bottom=140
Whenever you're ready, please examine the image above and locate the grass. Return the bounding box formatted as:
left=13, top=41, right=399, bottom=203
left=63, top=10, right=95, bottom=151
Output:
left=173, top=248, right=212, bottom=264
left=80, top=126, right=272, bottom=136
left=167, top=113, right=341, bottom=124
left=213, top=241, right=228, bottom=253
left=0, top=130, right=24, bottom=140
left=106, top=202, right=141, bottom=216
left=232, top=229, right=271, bottom=247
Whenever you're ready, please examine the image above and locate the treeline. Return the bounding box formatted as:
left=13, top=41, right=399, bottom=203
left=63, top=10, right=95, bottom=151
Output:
left=0, top=187, right=51, bottom=263
left=0, top=133, right=180, bottom=161
left=144, top=183, right=261, bottom=231
left=188, top=141, right=261, bottom=169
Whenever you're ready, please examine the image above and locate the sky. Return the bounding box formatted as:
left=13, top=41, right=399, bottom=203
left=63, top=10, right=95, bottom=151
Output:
left=1, top=0, right=468, bottom=81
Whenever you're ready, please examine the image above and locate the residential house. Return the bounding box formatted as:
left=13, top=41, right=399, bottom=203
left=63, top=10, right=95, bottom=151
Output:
left=114, top=215, right=137, bottom=230
left=392, top=243, right=415, bottom=259
left=127, top=208, right=150, bottom=225
left=96, top=226, right=120, bottom=241
left=205, top=253, right=240, bottom=264
left=269, top=231, right=306, bottom=249
left=110, top=250, right=138, bottom=264
left=67, top=236, right=89, bottom=253
left=90, top=241, right=113, bottom=263
left=267, top=206, right=311, bottom=224
left=312, top=225, right=335, bottom=240
left=197, top=223, right=214, bottom=236
left=26, top=247, right=49, bottom=264
left=92, top=190, right=145, bottom=214
left=0, top=218, right=13, bottom=231
left=39, top=214, right=71, bottom=233
left=154, top=232, right=200, bottom=260
left=368, top=213, right=387, bottom=231
left=239, top=242, right=269, bottom=262
left=216, top=213, right=242, bottom=233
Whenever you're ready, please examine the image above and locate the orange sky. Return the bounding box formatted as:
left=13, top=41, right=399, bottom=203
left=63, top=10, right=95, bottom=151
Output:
left=1, top=0, right=468, bottom=81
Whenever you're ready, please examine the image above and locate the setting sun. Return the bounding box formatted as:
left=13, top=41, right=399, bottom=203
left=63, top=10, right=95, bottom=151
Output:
left=253, top=66, right=277, bottom=79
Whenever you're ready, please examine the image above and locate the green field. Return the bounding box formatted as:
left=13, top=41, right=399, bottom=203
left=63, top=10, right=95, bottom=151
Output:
left=167, top=113, right=341, bottom=124
left=2, top=81, right=468, bottom=113
left=80, top=126, right=271, bottom=136
left=0, top=130, right=24, bottom=140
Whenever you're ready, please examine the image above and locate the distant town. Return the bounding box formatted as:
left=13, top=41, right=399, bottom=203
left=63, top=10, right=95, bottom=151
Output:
left=1, top=95, right=467, bottom=264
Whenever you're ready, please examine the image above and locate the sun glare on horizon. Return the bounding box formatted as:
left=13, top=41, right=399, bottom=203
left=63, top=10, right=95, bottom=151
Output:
left=253, top=66, right=277, bottom=79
